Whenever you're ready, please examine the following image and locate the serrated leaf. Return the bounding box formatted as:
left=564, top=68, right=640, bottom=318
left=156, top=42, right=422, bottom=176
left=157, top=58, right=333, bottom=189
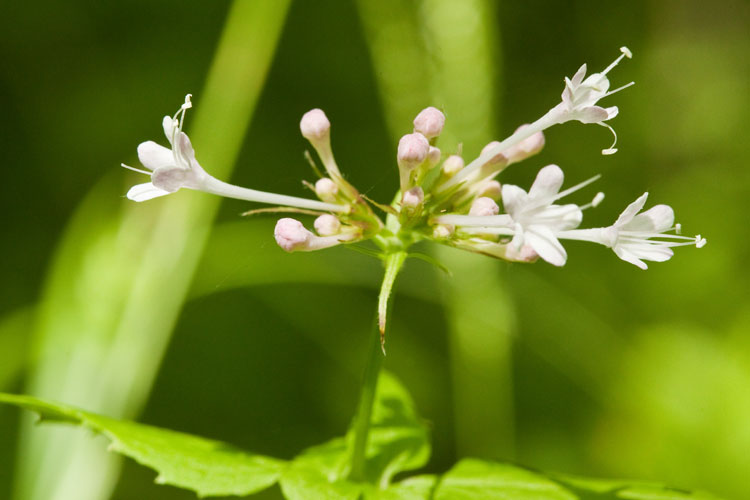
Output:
left=0, top=393, right=285, bottom=497
left=434, top=459, right=725, bottom=500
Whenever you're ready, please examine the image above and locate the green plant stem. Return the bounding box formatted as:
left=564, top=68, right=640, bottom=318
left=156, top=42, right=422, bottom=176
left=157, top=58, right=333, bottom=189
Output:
left=349, top=251, right=407, bottom=482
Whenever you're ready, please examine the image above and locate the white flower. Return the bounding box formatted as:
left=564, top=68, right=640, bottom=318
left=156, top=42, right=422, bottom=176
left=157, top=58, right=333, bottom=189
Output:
left=435, top=165, right=600, bottom=266
left=122, top=96, right=347, bottom=212
left=124, top=95, right=207, bottom=201
left=559, top=192, right=706, bottom=269
left=554, top=46, right=634, bottom=154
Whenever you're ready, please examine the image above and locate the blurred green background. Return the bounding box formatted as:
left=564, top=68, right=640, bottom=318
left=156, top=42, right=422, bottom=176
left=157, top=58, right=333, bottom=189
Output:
left=0, top=1, right=748, bottom=499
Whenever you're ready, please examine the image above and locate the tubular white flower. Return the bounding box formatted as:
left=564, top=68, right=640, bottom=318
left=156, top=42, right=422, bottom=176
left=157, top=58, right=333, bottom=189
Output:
left=437, top=165, right=599, bottom=266
left=440, top=47, right=633, bottom=193
left=123, top=96, right=346, bottom=213
left=558, top=192, right=706, bottom=269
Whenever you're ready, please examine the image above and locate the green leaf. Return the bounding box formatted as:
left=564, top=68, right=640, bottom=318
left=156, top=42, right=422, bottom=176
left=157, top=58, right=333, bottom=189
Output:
left=280, top=371, right=431, bottom=497
left=434, top=459, right=724, bottom=500
left=0, top=393, right=285, bottom=497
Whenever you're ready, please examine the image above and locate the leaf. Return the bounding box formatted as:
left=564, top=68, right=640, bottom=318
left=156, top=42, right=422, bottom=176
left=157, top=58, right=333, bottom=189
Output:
left=433, top=459, right=724, bottom=500
left=280, top=371, right=431, bottom=497
left=0, top=393, right=285, bottom=497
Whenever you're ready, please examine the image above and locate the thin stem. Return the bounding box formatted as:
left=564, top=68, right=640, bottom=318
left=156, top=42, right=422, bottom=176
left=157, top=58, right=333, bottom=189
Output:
left=348, top=250, right=407, bottom=482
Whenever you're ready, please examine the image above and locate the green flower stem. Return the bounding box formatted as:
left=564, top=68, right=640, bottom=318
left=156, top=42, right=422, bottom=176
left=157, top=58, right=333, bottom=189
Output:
left=349, top=250, right=407, bottom=482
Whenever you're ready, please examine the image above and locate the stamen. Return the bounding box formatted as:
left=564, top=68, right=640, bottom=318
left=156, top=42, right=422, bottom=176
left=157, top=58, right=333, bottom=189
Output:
left=580, top=192, right=605, bottom=210
left=696, top=236, right=707, bottom=248
left=675, top=223, right=682, bottom=235
left=120, top=163, right=152, bottom=176
left=182, top=94, right=193, bottom=110
left=601, top=46, right=632, bottom=76
left=552, top=174, right=601, bottom=202
left=599, top=122, right=618, bottom=155
left=604, top=81, right=635, bottom=98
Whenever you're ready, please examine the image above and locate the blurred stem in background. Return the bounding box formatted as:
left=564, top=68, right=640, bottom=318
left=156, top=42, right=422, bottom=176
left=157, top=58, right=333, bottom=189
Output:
left=13, top=2, right=291, bottom=500
left=358, top=0, right=516, bottom=460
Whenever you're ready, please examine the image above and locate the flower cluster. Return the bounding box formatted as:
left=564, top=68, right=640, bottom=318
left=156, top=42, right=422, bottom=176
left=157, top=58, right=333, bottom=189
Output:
left=122, top=47, right=704, bottom=271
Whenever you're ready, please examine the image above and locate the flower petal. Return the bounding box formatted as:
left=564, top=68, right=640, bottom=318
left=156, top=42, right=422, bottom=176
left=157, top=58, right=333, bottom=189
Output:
left=526, top=225, right=567, bottom=266
left=152, top=166, right=189, bottom=193
left=571, top=63, right=587, bottom=87
left=625, top=204, right=675, bottom=232
left=614, top=193, right=649, bottom=227
left=162, top=115, right=175, bottom=143
left=613, top=245, right=648, bottom=270
left=541, top=203, right=583, bottom=230
left=501, top=184, right=528, bottom=217
left=631, top=245, right=674, bottom=263
left=529, top=164, right=564, bottom=199
left=576, top=106, right=610, bottom=124
left=137, top=141, right=174, bottom=170
left=126, top=182, right=172, bottom=202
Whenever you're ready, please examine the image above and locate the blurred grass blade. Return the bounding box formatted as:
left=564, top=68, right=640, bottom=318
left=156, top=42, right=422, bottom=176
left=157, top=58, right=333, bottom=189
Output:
left=418, top=0, right=514, bottom=460
left=13, top=2, right=292, bottom=500
left=358, top=0, right=515, bottom=459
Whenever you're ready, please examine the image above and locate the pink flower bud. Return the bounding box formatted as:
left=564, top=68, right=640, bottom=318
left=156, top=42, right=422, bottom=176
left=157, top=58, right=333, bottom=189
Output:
left=397, top=133, right=430, bottom=170
left=504, top=125, right=545, bottom=164
left=413, top=106, right=445, bottom=139
left=426, top=146, right=441, bottom=168
left=401, top=187, right=424, bottom=209
left=480, top=141, right=507, bottom=166
left=469, top=197, right=500, bottom=217
left=274, top=218, right=313, bottom=252
left=433, top=224, right=454, bottom=239
left=315, top=177, right=338, bottom=202
left=477, top=180, right=502, bottom=200
left=441, top=155, right=464, bottom=177
left=314, top=214, right=341, bottom=236
left=300, top=108, right=331, bottom=142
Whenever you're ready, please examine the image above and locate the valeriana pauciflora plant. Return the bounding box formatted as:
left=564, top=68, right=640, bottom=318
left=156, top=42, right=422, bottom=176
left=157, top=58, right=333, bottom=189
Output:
left=122, top=47, right=704, bottom=348
left=1, top=47, right=716, bottom=500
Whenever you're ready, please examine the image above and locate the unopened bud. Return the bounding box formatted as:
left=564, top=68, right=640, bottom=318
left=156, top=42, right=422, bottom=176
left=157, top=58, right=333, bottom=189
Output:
left=426, top=146, right=441, bottom=168
left=314, top=214, right=341, bottom=236
left=315, top=177, right=338, bottom=202
left=401, top=187, right=424, bottom=209
left=505, top=125, right=545, bottom=164
left=480, top=141, right=508, bottom=167
left=274, top=218, right=313, bottom=252
left=441, top=155, right=464, bottom=177
left=433, top=224, right=454, bottom=239
left=413, top=106, right=445, bottom=139
left=477, top=180, right=502, bottom=200
left=397, top=133, right=430, bottom=170
left=469, top=197, right=500, bottom=217
left=300, top=108, right=331, bottom=142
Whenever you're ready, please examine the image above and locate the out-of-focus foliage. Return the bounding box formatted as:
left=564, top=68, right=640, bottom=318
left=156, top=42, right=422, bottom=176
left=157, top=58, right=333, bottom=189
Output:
left=0, top=0, right=747, bottom=499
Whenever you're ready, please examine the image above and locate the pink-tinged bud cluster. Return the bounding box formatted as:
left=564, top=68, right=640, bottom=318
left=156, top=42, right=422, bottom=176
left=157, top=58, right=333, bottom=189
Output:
left=413, top=107, right=445, bottom=139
